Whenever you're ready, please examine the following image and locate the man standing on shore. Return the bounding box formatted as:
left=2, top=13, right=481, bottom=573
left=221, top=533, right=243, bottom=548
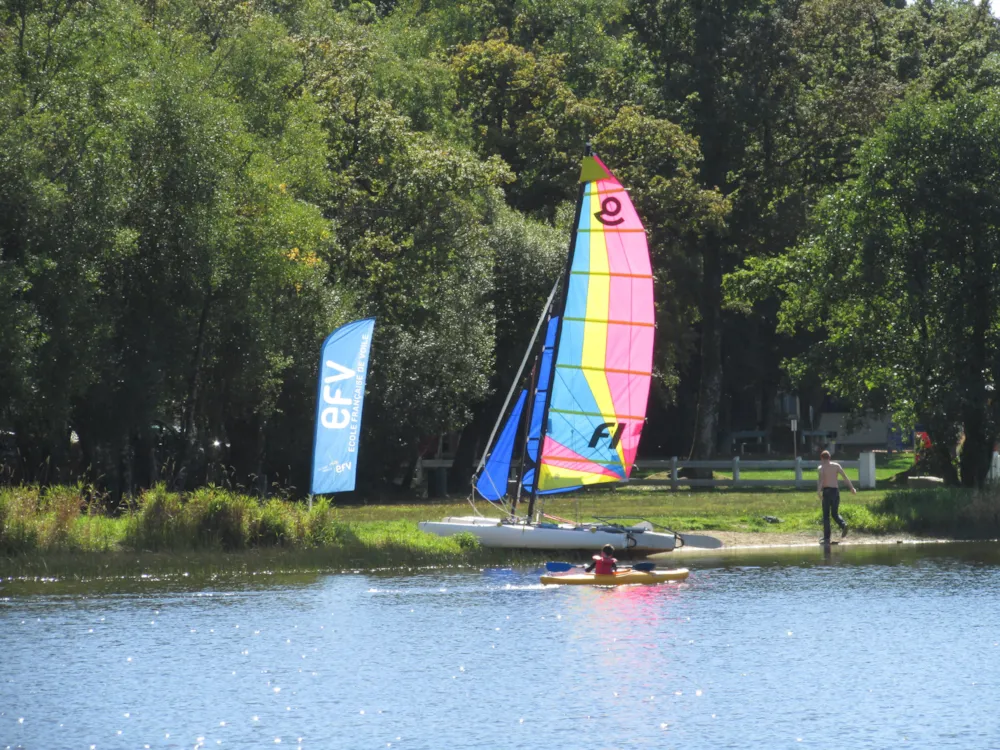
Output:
left=818, top=449, right=855, bottom=544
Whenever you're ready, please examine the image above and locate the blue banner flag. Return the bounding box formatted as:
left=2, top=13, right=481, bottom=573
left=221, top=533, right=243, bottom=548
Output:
left=311, top=318, right=375, bottom=494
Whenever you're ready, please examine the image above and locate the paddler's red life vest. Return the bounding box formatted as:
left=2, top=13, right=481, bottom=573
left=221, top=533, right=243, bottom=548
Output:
left=592, top=555, right=617, bottom=575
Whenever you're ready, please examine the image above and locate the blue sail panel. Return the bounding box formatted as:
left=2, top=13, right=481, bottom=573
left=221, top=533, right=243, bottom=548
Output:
left=524, top=316, right=581, bottom=496
left=311, top=318, right=376, bottom=494
left=526, top=316, right=559, bottom=464
left=476, top=389, right=528, bottom=502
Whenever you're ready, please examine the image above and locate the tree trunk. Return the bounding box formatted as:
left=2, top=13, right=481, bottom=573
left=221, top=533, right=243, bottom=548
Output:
left=960, top=408, right=991, bottom=488
left=690, top=240, right=723, bottom=459
left=924, top=418, right=960, bottom=486
left=176, top=290, right=212, bottom=489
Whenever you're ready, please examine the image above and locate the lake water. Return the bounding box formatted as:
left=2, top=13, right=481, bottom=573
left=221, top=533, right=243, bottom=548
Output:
left=3, top=542, right=1000, bottom=749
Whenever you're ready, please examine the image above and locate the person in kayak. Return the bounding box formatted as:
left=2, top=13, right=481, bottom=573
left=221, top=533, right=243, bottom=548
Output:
left=585, top=544, right=618, bottom=574
left=817, top=449, right=855, bottom=544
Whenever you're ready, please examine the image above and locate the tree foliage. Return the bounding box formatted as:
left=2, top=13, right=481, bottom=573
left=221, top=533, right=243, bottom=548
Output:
left=732, top=91, right=1000, bottom=486
left=1, top=0, right=998, bottom=498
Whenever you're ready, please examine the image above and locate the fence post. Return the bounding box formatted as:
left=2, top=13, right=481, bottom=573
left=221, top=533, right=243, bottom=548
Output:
left=733, top=455, right=740, bottom=484
left=859, top=451, right=876, bottom=489
left=795, top=456, right=802, bottom=489
left=671, top=456, right=678, bottom=491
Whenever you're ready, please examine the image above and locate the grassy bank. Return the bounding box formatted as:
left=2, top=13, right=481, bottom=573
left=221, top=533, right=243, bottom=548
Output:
left=3, top=481, right=999, bottom=575
left=0, top=485, right=548, bottom=575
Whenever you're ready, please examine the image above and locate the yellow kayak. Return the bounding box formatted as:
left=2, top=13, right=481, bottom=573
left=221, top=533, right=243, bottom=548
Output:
left=540, top=568, right=689, bottom=586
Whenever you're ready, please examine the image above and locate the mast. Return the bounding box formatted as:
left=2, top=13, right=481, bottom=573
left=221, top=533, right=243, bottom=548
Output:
left=526, top=143, right=591, bottom=522
left=471, top=280, right=560, bottom=489
left=510, top=353, right=540, bottom=517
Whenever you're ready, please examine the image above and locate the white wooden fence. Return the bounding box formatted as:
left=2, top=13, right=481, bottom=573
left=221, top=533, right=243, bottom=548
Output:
left=416, top=452, right=877, bottom=491
left=630, top=452, right=877, bottom=490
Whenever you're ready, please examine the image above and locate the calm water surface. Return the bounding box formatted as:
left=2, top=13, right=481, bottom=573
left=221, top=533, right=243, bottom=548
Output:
left=2, top=543, right=1000, bottom=749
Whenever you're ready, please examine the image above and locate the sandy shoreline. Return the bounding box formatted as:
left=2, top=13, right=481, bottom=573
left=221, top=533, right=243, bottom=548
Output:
left=664, top=530, right=940, bottom=557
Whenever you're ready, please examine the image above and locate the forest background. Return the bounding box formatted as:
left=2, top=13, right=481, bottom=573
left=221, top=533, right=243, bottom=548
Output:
left=2, top=0, right=1000, bottom=500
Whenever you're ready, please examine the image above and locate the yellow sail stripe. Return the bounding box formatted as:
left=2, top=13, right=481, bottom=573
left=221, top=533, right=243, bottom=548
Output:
left=539, top=463, right=620, bottom=490
left=580, top=184, right=627, bottom=471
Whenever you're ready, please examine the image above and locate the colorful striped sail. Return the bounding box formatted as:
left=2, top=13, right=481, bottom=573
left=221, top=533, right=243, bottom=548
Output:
left=536, top=155, right=654, bottom=491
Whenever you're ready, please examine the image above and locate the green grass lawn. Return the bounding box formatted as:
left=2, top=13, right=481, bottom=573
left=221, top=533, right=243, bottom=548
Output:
left=334, top=453, right=916, bottom=534
left=635, top=452, right=913, bottom=486
left=331, top=485, right=896, bottom=534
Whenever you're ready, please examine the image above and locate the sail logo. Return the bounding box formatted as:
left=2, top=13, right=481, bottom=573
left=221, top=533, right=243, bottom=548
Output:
left=589, top=422, right=626, bottom=449
left=595, top=196, right=624, bottom=226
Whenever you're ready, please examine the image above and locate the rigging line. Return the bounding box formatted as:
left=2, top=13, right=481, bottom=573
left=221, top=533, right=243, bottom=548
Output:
left=469, top=481, right=513, bottom=517
left=474, top=278, right=560, bottom=477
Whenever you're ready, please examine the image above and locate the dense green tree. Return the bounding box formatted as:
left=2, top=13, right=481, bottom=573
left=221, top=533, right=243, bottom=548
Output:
left=3, top=0, right=1000, bottom=500
left=731, top=91, right=1000, bottom=486
left=630, top=0, right=1000, bottom=458
left=0, top=0, right=338, bottom=494
left=449, top=31, right=601, bottom=215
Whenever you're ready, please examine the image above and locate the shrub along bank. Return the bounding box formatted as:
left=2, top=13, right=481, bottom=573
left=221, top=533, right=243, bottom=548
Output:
left=0, top=485, right=502, bottom=570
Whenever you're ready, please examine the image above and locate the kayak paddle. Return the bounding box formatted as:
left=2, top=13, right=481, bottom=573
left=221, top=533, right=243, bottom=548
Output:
left=544, top=561, right=657, bottom=573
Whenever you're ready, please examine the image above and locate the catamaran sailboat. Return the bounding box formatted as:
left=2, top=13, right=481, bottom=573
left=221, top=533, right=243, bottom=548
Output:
left=419, top=150, right=720, bottom=553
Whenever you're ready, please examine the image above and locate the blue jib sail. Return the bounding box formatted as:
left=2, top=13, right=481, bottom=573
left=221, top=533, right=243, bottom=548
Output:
left=476, top=389, right=527, bottom=502
left=311, top=318, right=375, bottom=494
left=522, top=316, right=580, bottom=496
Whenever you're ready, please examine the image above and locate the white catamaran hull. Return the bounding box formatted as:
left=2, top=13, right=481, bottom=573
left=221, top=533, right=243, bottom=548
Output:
left=418, top=516, right=677, bottom=552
